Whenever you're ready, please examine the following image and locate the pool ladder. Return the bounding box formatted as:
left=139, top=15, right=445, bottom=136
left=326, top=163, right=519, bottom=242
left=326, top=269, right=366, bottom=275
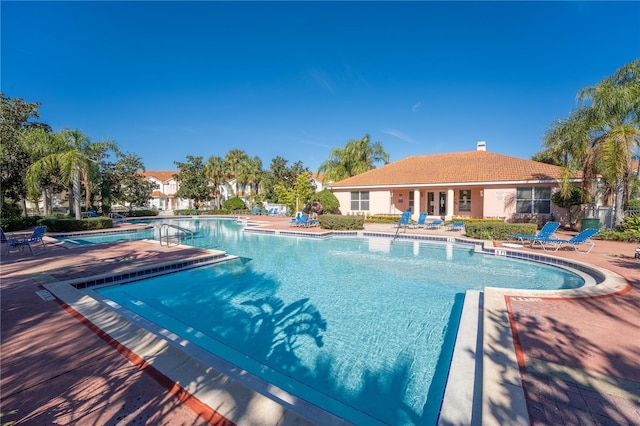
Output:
left=159, top=223, right=194, bottom=247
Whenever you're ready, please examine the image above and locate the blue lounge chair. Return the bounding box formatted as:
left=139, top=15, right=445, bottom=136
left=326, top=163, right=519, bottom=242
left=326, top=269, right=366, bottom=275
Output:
left=426, top=219, right=443, bottom=230
left=251, top=206, right=260, bottom=215
left=294, top=214, right=318, bottom=228
left=16, top=225, right=47, bottom=256
left=290, top=212, right=302, bottom=226
left=1, top=228, right=23, bottom=256
left=509, top=222, right=560, bottom=246
left=410, top=212, right=428, bottom=229
left=447, top=221, right=465, bottom=231
left=393, top=211, right=412, bottom=229
left=535, top=228, right=600, bottom=253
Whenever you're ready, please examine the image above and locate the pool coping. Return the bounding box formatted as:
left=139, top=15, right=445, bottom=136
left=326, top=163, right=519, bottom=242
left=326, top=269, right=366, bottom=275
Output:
left=37, top=225, right=631, bottom=426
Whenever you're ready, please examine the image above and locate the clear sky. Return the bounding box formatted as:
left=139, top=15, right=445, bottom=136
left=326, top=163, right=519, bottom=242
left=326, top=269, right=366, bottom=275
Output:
left=3, top=1, right=639, bottom=173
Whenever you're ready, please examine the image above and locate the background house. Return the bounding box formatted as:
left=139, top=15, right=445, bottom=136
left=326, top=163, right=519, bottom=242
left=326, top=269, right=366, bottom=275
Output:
left=328, top=142, right=579, bottom=224
left=140, top=171, right=191, bottom=211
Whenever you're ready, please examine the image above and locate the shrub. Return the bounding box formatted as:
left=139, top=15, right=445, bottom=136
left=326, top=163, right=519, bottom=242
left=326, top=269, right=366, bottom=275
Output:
left=124, top=209, right=159, bottom=217
left=0, top=215, right=41, bottom=232
left=314, top=189, right=340, bottom=214
left=318, top=214, right=364, bottom=230
left=222, top=197, right=247, bottom=211
left=465, top=222, right=537, bottom=240
left=620, top=214, right=640, bottom=233
left=39, top=217, right=113, bottom=232
left=595, top=229, right=640, bottom=243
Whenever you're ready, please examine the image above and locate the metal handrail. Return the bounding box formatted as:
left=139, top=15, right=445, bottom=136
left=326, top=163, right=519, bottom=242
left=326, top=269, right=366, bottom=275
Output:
left=159, top=223, right=194, bottom=246
left=108, top=212, right=126, bottom=224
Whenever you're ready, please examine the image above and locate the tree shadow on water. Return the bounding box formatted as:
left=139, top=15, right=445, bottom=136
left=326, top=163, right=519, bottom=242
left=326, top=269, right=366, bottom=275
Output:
left=240, top=296, right=327, bottom=376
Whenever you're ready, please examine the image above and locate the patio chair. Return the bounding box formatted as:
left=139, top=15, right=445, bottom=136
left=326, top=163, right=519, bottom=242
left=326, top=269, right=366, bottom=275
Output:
left=297, top=214, right=318, bottom=228
left=425, top=219, right=443, bottom=230
left=509, top=222, right=560, bottom=246
left=1, top=228, right=23, bottom=256
left=290, top=212, right=302, bottom=226
left=16, top=225, right=48, bottom=256
left=447, top=221, right=465, bottom=231
left=535, top=228, right=600, bottom=253
left=409, top=212, right=428, bottom=229
left=393, top=211, right=412, bottom=229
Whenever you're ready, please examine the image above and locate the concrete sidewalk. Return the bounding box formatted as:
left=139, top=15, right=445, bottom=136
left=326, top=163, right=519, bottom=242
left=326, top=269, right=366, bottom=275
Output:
left=1, top=218, right=639, bottom=425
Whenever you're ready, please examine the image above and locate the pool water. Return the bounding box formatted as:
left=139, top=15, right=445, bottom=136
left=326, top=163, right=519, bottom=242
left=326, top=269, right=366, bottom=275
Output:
left=96, top=218, right=583, bottom=425
left=58, top=229, right=154, bottom=246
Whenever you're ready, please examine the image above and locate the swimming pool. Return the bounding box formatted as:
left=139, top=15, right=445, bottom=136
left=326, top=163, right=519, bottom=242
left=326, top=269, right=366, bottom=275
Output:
left=56, top=228, right=154, bottom=245
left=94, top=218, right=583, bottom=425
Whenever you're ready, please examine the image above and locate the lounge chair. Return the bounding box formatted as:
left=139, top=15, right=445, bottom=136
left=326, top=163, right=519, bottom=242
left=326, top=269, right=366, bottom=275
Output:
left=447, top=221, right=465, bottom=231
left=509, top=222, right=560, bottom=246
left=1, top=228, right=23, bottom=256
left=251, top=206, right=260, bottom=215
left=295, top=214, right=318, bottom=228
left=425, top=219, right=443, bottom=230
left=393, top=211, right=412, bottom=229
left=15, top=225, right=48, bottom=256
left=290, top=212, right=302, bottom=226
left=409, top=212, right=428, bottom=229
left=534, top=228, right=600, bottom=253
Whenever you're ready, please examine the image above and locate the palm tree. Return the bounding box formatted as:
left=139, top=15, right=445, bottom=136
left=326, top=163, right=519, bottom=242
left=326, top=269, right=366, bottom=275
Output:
left=23, top=128, right=67, bottom=215
left=317, top=134, right=389, bottom=182
left=224, top=149, right=249, bottom=196
left=204, top=155, right=228, bottom=209
left=27, top=129, right=117, bottom=219
left=244, top=156, right=263, bottom=196
left=543, top=59, right=640, bottom=225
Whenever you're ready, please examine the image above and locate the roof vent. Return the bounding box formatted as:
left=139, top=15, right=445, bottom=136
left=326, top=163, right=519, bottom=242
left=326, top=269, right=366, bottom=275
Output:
left=477, top=141, right=486, bottom=151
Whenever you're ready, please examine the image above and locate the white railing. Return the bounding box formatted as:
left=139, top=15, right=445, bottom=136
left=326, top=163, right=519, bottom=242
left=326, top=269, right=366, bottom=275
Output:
left=108, top=212, right=126, bottom=224
left=159, top=223, right=194, bottom=247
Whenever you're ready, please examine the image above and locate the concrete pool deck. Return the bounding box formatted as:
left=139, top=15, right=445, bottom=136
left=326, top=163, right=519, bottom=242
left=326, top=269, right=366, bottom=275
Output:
left=1, top=216, right=639, bottom=425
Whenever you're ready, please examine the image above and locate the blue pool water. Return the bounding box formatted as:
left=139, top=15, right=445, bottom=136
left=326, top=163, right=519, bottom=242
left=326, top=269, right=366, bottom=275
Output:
left=95, top=218, right=583, bottom=425
left=58, top=229, right=154, bottom=245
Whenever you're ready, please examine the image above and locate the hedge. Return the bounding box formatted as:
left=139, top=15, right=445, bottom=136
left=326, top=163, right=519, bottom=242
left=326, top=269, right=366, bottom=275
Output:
left=0, top=215, right=42, bottom=232
left=318, top=214, right=365, bottom=230
left=123, top=209, right=159, bottom=217
left=464, top=222, right=537, bottom=240
left=38, top=217, right=113, bottom=232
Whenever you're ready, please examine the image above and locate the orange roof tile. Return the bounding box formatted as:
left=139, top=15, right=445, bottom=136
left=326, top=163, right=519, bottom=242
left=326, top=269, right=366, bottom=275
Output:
left=140, top=171, right=177, bottom=183
left=150, top=191, right=168, bottom=197
left=329, top=151, right=572, bottom=188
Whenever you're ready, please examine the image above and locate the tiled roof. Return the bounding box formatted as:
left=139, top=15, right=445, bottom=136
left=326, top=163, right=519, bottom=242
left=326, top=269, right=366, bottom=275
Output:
left=150, top=191, right=168, bottom=197
left=330, top=151, right=571, bottom=188
left=141, top=171, right=176, bottom=182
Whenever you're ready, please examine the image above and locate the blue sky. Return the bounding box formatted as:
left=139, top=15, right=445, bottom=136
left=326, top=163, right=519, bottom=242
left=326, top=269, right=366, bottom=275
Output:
left=3, top=1, right=639, bottom=172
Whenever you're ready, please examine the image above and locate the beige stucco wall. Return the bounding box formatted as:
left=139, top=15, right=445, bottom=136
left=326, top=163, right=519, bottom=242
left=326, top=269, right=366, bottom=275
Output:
left=333, top=185, right=569, bottom=225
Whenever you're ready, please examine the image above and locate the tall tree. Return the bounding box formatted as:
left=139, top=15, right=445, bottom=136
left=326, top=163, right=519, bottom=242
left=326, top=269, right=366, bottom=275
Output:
left=317, top=134, right=389, bottom=182
left=108, top=152, right=157, bottom=210
left=542, top=59, right=640, bottom=225
left=204, top=155, right=230, bottom=209
left=0, top=93, right=51, bottom=215
left=174, top=156, right=212, bottom=209
left=23, top=128, right=67, bottom=215
left=243, top=156, right=263, bottom=196
left=27, top=129, right=118, bottom=219
left=224, top=149, right=249, bottom=196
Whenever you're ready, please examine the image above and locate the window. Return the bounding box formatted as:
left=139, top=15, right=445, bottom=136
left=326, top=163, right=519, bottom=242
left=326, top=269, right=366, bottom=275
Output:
left=351, top=191, right=370, bottom=211
left=459, top=190, right=471, bottom=212
left=516, top=187, right=551, bottom=214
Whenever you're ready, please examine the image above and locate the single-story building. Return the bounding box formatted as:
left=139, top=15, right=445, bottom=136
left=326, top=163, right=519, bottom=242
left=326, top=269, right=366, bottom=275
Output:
left=328, top=142, right=580, bottom=224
